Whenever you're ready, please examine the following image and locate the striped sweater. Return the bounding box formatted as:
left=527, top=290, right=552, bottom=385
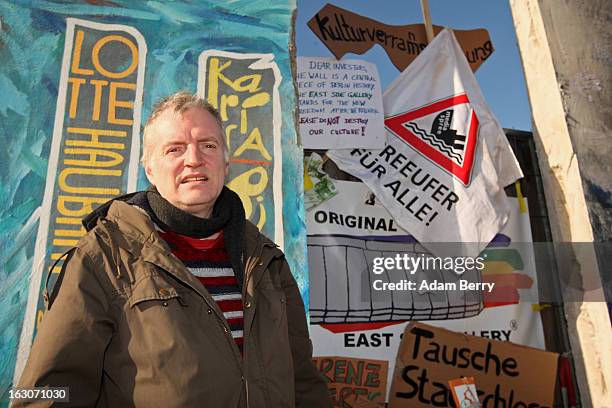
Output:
left=157, top=228, right=244, bottom=353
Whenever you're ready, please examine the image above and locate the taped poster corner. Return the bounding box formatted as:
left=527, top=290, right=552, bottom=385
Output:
left=304, top=152, right=338, bottom=211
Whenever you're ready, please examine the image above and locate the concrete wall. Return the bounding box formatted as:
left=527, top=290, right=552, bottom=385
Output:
left=509, top=0, right=612, bottom=406
left=537, top=0, right=611, bottom=244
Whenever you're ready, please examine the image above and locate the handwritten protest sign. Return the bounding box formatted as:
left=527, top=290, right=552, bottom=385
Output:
left=297, top=57, right=384, bottom=149
left=390, top=323, right=558, bottom=407
left=313, top=356, right=388, bottom=406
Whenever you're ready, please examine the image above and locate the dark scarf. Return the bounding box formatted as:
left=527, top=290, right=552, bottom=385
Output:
left=130, top=186, right=246, bottom=288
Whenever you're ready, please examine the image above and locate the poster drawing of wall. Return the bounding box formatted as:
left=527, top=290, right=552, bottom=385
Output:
left=307, top=180, right=483, bottom=324
left=308, top=234, right=483, bottom=324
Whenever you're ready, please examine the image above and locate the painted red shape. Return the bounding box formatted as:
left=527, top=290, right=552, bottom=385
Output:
left=384, top=93, right=479, bottom=186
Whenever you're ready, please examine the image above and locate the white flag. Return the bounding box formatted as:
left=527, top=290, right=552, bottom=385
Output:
left=328, top=29, right=523, bottom=258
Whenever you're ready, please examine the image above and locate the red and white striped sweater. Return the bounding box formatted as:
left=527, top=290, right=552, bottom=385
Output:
left=157, top=228, right=244, bottom=353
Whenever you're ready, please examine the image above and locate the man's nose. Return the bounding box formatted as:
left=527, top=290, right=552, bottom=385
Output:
left=184, top=145, right=204, bottom=166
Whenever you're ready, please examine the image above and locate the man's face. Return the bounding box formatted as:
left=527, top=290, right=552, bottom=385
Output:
left=144, top=107, right=228, bottom=218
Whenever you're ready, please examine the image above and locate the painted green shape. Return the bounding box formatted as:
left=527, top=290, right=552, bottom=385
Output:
left=482, top=248, right=524, bottom=270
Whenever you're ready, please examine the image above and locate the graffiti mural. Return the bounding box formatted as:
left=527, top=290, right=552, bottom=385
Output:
left=0, top=0, right=299, bottom=401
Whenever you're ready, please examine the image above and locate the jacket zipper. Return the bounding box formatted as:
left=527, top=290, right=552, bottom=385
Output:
left=242, top=240, right=281, bottom=408
left=245, top=376, right=250, bottom=408
left=242, top=240, right=263, bottom=408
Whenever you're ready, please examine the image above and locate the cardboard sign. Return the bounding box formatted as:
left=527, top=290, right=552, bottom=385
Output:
left=313, top=356, right=388, bottom=406
left=307, top=4, right=494, bottom=72
left=297, top=57, right=384, bottom=149
left=389, top=323, right=558, bottom=407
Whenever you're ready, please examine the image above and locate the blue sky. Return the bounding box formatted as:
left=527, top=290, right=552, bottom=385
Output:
left=296, top=0, right=532, bottom=131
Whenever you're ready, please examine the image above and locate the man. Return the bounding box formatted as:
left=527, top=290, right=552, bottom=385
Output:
left=16, top=92, right=331, bottom=407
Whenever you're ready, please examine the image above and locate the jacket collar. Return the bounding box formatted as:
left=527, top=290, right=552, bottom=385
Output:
left=86, top=190, right=248, bottom=289
left=97, top=200, right=284, bottom=301
left=99, top=202, right=212, bottom=298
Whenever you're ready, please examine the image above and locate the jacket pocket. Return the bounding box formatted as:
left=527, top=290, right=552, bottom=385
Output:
left=258, top=287, right=287, bottom=325
left=128, top=267, right=184, bottom=308
left=255, top=269, right=287, bottom=325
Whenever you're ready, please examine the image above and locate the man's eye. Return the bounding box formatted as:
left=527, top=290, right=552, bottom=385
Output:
left=166, top=147, right=181, bottom=154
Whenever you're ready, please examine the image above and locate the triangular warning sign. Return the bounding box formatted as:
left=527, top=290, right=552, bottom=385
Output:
left=384, top=93, right=479, bottom=185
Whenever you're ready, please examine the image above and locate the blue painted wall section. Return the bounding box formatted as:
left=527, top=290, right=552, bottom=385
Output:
left=0, top=0, right=301, bottom=401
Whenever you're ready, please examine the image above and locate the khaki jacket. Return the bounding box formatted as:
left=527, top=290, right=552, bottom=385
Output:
left=16, top=201, right=331, bottom=407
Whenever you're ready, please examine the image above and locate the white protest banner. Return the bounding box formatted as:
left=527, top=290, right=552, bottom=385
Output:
left=327, top=29, right=522, bottom=258
left=308, top=181, right=544, bottom=345
left=297, top=57, right=385, bottom=149
left=309, top=180, right=546, bottom=400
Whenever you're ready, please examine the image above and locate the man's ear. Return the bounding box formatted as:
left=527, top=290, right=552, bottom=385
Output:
left=144, top=163, right=156, bottom=185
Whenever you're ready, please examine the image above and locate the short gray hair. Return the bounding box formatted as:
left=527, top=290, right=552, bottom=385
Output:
left=141, top=91, right=228, bottom=165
